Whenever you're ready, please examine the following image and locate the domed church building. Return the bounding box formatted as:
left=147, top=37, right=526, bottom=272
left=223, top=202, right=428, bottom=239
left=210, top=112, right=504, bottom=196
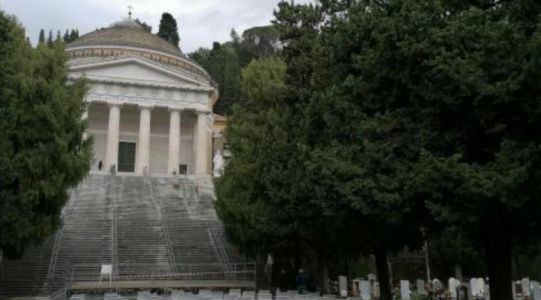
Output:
left=67, top=18, right=217, bottom=176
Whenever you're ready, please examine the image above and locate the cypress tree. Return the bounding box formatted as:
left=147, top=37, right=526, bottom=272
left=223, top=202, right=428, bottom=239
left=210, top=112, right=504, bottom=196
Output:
left=38, top=29, right=45, bottom=44
left=46, top=29, right=53, bottom=47
left=63, top=29, right=69, bottom=42
left=0, top=11, right=92, bottom=257
left=157, top=12, right=180, bottom=48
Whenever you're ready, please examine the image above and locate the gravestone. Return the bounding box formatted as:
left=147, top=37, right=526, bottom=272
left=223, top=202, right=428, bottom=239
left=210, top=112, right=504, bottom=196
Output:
left=339, top=275, right=348, bottom=297
left=484, top=284, right=490, bottom=300
left=433, top=278, right=444, bottom=293
left=258, top=291, right=272, bottom=300
left=523, top=278, right=532, bottom=297
left=352, top=279, right=362, bottom=295
left=400, top=280, right=411, bottom=300
left=449, top=277, right=460, bottom=299
left=470, top=278, right=484, bottom=297
left=360, top=280, right=371, bottom=300
left=531, top=281, right=541, bottom=300
left=513, top=281, right=519, bottom=300
left=417, top=279, right=427, bottom=296
left=456, top=284, right=470, bottom=300
left=373, top=282, right=380, bottom=299
left=243, top=291, right=256, bottom=300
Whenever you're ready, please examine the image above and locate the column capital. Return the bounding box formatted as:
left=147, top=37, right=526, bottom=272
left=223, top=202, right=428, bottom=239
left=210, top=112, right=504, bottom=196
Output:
left=195, top=109, right=211, bottom=115
left=107, top=102, right=123, bottom=108
left=168, top=107, right=184, bottom=113
left=138, top=104, right=154, bottom=110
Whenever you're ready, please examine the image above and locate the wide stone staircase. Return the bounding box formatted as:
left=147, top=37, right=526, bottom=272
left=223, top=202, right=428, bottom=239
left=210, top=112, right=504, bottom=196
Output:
left=0, top=175, right=251, bottom=299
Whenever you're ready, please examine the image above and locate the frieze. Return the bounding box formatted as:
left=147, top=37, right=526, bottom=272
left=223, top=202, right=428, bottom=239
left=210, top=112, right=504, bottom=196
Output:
left=85, top=92, right=209, bottom=112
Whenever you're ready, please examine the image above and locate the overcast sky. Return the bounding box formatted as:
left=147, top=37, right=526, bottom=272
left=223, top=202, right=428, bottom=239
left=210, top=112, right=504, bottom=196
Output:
left=0, top=0, right=313, bottom=53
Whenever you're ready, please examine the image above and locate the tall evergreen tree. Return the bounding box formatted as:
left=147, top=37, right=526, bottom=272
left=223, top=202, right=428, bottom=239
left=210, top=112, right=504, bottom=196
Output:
left=68, top=29, right=78, bottom=43
left=157, top=13, right=179, bottom=48
left=63, top=29, right=69, bottom=42
left=0, top=12, right=92, bottom=257
left=46, top=29, right=53, bottom=47
left=38, top=29, right=45, bottom=45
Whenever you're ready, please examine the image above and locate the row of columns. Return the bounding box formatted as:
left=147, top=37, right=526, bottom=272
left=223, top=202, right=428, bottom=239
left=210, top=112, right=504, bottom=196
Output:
left=102, top=103, right=210, bottom=175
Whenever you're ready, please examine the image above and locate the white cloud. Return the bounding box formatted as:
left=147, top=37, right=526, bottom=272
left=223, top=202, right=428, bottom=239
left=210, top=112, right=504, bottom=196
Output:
left=0, top=0, right=313, bottom=53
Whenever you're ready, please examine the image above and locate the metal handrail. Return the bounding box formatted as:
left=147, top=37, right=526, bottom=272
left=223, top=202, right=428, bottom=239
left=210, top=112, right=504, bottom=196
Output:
left=45, top=229, right=64, bottom=292
left=149, top=177, right=177, bottom=272
left=208, top=221, right=233, bottom=274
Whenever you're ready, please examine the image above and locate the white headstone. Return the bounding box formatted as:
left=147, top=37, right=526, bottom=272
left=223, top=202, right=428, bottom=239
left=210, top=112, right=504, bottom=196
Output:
left=433, top=278, right=443, bottom=292
left=360, top=281, right=371, bottom=300
left=531, top=281, right=541, bottom=300
left=523, top=278, right=532, bottom=297
left=448, top=277, right=459, bottom=298
left=339, top=275, right=348, bottom=297
left=470, top=278, right=485, bottom=297
left=416, top=279, right=426, bottom=295
left=400, top=280, right=411, bottom=300
left=485, top=284, right=490, bottom=300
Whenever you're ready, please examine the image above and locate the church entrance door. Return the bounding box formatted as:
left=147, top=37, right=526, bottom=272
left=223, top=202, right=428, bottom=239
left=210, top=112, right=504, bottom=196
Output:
left=118, top=142, right=136, bottom=172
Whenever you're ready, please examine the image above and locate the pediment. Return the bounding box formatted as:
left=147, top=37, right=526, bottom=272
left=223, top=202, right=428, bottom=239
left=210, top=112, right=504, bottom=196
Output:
left=69, top=57, right=207, bottom=87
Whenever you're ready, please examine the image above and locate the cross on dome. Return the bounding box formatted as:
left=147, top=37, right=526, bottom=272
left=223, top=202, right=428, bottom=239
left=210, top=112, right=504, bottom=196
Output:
left=128, top=5, right=133, bottom=20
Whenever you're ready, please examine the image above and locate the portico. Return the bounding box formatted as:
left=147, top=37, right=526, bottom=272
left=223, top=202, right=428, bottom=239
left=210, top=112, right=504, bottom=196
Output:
left=86, top=101, right=212, bottom=176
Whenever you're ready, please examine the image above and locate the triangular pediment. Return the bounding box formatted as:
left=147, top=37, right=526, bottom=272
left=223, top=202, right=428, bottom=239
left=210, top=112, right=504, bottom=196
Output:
left=69, top=57, right=207, bottom=87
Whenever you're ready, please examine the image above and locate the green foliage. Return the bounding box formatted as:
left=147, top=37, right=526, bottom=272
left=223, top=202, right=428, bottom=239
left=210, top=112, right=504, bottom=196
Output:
left=215, top=1, right=541, bottom=298
left=216, top=57, right=288, bottom=256
left=38, top=29, right=45, bottom=44
left=310, top=1, right=541, bottom=298
left=157, top=13, right=179, bottom=48
left=63, top=29, right=79, bottom=43
left=0, top=12, right=92, bottom=257
left=46, top=30, right=53, bottom=47
left=190, top=43, right=242, bottom=115
left=236, top=25, right=281, bottom=67
left=190, top=25, right=281, bottom=115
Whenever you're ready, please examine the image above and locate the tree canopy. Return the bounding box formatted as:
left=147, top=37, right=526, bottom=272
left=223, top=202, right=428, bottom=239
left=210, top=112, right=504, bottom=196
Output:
left=216, top=1, right=541, bottom=299
left=0, top=12, right=92, bottom=257
left=190, top=25, right=282, bottom=115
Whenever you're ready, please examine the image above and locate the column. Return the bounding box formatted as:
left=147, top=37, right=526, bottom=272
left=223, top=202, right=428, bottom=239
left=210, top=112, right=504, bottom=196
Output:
left=104, top=103, right=121, bottom=172
left=82, top=104, right=89, bottom=141
left=136, top=105, right=152, bottom=175
left=195, top=111, right=210, bottom=175
left=168, top=109, right=182, bottom=174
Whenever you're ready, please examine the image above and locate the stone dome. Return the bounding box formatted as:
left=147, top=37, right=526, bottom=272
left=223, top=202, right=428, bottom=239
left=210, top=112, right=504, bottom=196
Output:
left=68, top=19, right=182, bottom=57
left=66, top=19, right=212, bottom=83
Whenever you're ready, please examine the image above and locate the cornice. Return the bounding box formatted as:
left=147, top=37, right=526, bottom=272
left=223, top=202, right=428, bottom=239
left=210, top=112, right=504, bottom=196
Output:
left=69, top=73, right=214, bottom=93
